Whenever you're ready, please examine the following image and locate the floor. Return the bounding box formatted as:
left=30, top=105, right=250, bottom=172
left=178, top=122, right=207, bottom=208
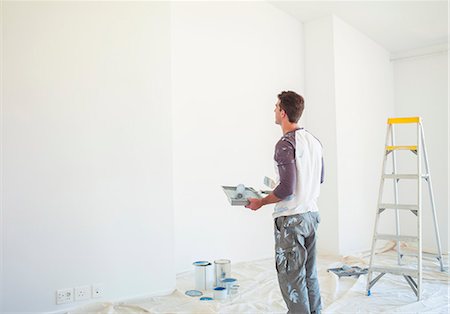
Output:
left=70, top=243, right=449, bottom=313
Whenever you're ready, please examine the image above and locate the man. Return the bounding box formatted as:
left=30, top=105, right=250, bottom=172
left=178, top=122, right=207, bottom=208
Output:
left=246, top=91, right=324, bottom=314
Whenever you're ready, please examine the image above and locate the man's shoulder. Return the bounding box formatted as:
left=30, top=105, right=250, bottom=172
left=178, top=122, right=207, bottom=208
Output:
left=275, top=132, right=296, bottom=163
left=301, top=129, right=322, bottom=147
left=276, top=131, right=297, bottom=148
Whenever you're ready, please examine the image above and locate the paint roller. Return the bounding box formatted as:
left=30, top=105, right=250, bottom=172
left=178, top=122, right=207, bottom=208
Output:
left=235, top=184, right=245, bottom=199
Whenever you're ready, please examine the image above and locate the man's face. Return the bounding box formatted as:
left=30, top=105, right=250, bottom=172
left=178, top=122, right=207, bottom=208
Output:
left=274, top=100, right=283, bottom=125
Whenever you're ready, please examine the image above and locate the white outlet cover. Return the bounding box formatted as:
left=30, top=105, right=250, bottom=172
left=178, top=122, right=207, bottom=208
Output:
left=56, top=288, right=73, bottom=304
left=74, top=285, right=91, bottom=301
left=92, top=283, right=104, bottom=298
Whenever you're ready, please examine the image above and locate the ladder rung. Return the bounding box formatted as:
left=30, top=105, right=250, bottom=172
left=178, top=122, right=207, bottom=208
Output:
left=383, top=174, right=429, bottom=180
left=387, top=117, right=421, bottom=124
left=401, top=252, right=441, bottom=259
left=379, top=203, right=419, bottom=210
left=383, top=174, right=419, bottom=179
left=370, top=266, right=418, bottom=277
left=386, top=145, right=417, bottom=151
left=376, top=234, right=418, bottom=242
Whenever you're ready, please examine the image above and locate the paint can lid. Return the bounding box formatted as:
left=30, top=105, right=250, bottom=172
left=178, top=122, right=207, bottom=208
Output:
left=214, top=259, right=231, bottom=264
left=192, top=261, right=210, bottom=266
left=221, top=278, right=237, bottom=283
left=213, top=287, right=226, bottom=291
left=185, top=290, right=203, bottom=297
left=200, top=297, right=214, bottom=301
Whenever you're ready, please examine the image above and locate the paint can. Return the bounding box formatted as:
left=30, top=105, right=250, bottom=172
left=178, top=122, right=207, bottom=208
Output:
left=229, top=285, right=239, bottom=296
left=193, top=261, right=214, bottom=291
left=221, top=278, right=238, bottom=294
left=214, top=259, right=231, bottom=287
left=213, top=286, right=227, bottom=300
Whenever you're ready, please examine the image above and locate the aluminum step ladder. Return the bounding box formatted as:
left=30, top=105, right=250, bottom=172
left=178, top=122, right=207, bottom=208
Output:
left=366, top=117, right=445, bottom=301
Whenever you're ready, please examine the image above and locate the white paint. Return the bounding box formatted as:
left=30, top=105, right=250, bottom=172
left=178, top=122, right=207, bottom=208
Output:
left=171, top=1, right=304, bottom=273
left=391, top=52, right=449, bottom=253
left=2, top=2, right=174, bottom=312
left=305, top=15, right=394, bottom=255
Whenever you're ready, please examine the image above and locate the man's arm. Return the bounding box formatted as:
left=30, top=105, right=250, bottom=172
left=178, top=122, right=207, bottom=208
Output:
left=246, top=139, right=296, bottom=211
left=321, top=157, right=324, bottom=184
left=246, top=192, right=281, bottom=211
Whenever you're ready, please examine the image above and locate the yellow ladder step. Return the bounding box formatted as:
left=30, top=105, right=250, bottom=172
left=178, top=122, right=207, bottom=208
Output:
left=386, top=145, right=417, bottom=151
left=387, top=117, right=421, bottom=124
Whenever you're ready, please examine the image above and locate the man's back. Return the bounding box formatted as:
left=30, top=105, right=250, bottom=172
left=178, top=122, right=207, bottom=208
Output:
left=273, top=128, right=323, bottom=219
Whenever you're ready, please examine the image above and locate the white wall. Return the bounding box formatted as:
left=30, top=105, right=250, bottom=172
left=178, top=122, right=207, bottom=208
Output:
left=305, top=15, right=395, bottom=255
left=392, top=51, right=449, bottom=254
left=171, top=1, right=304, bottom=273
left=2, top=2, right=174, bottom=312
left=304, top=16, right=340, bottom=255
left=333, top=16, right=394, bottom=254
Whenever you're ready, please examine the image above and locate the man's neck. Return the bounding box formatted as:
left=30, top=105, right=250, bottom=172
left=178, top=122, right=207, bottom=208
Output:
left=281, top=122, right=299, bottom=135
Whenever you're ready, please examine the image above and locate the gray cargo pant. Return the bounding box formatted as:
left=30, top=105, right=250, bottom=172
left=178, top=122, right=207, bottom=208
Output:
left=274, top=211, right=322, bottom=314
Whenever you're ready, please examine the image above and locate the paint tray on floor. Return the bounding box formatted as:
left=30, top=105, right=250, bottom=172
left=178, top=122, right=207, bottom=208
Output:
left=222, top=185, right=262, bottom=206
left=327, top=265, right=368, bottom=278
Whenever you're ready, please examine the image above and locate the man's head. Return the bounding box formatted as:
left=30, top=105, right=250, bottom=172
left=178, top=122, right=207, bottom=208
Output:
left=274, top=91, right=304, bottom=125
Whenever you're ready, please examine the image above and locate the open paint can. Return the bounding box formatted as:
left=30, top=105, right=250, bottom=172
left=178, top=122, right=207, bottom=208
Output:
left=193, top=261, right=214, bottom=291
left=221, top=278, right=238, bottom=294
left=213, top=286, right=227, bottom=300
left=214, top=259, right=231, bottom=287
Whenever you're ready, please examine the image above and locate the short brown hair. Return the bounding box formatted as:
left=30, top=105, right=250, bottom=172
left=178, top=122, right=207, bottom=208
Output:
left=278, top=91, right=304, bottom=123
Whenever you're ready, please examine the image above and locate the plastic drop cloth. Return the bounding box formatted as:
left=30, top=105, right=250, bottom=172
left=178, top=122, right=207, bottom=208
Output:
left=69, top=243, right=448, bottom=314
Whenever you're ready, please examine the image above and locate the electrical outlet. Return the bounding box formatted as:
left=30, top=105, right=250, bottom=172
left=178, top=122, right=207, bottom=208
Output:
left=92, top=283, right=104, bottom=298
left=56, top=288, right=73, bottom=304
left=74, top=285, right=90, bottom=301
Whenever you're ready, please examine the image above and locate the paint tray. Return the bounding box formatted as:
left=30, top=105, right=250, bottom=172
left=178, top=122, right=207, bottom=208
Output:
left=327, top=266, right=368, bottom=278
left=222, top=185, right=262, bottom=206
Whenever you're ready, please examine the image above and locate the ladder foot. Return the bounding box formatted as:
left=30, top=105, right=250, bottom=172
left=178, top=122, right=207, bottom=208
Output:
left=367, top=290, right=371, bottom=296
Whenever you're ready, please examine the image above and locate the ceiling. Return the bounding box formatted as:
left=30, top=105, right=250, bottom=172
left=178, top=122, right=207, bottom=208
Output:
left=269, top=1, right=448, bottom=53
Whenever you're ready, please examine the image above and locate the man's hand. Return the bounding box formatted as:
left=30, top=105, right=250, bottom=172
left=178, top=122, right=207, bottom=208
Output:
left=245, top=193, right=282, bottom=211
left=245, top=198, right=263, bottom=211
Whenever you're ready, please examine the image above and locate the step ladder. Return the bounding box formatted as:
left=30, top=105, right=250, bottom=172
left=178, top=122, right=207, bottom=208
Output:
left=366, top=117, right=444, bottom=301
